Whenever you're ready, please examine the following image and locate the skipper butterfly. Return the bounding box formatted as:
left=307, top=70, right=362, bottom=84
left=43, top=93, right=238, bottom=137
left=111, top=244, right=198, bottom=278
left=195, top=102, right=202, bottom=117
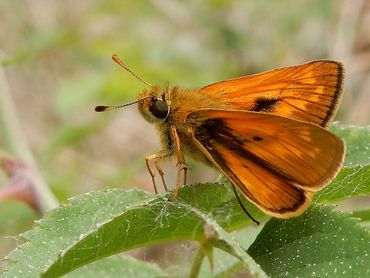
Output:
left=96, top=55, right=345, bottom=222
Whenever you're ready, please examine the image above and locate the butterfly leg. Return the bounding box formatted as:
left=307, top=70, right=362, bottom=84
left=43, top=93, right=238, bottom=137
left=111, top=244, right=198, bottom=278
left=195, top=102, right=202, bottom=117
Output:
left=182, top=164, right=188, bottom=185
left=145, top=155, right=159, bottom=194
left=145, top=151, right=173, bottom=194
left=154, top=160, right=168, bottom=191
left=170, top=126, right=188, bottom=200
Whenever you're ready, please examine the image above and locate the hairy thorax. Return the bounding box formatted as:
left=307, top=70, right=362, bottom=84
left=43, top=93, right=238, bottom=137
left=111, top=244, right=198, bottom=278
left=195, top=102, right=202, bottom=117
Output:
left=155, top=86, right=230, bottom=165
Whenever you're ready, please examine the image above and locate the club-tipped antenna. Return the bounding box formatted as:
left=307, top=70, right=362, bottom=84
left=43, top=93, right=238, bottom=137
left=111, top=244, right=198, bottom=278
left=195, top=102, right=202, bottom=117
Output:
left=95, top=96, right=152, bottom=112
left=112, top=54, right=152, bottom=87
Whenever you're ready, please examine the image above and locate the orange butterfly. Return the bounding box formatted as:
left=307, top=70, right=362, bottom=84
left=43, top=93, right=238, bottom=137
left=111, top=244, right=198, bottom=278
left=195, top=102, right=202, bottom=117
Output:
left=96, top=55, right=345, bottom=221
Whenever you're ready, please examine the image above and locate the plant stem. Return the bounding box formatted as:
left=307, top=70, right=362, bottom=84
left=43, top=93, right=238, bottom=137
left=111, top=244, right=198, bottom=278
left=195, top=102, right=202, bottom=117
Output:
left=189, top=248, right=205, bottom=278
left=0, top=63, right=58, bottom=211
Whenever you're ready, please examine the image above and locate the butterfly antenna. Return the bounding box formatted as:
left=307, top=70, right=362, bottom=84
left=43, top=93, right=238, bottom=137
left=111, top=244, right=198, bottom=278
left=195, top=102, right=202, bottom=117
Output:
left=95, top=96, right=152, bottom=112
left=112, top=54, right=152, bottom=87
left=231, top=184, right=260, bottom=225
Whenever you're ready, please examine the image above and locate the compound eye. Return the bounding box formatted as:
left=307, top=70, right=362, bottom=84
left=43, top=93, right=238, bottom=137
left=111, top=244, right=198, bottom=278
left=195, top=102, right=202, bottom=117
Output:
left=149, top=99, right=168, bottom=119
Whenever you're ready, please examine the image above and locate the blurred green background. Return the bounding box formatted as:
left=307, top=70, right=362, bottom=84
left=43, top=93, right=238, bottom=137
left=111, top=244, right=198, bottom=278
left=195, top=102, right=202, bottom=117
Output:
left=0, top=0, right=369, bottom=271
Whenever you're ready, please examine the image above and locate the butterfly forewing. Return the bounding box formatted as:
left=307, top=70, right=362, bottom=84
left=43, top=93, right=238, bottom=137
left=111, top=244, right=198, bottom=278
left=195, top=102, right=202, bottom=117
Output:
left=187, top=110, right=345, bottom=217
left=200, top=60, right=344, bottom=127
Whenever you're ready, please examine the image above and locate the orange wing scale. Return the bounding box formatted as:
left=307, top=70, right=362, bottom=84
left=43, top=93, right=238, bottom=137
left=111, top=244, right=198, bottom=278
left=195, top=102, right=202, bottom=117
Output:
left=187, top=110, right=345, bottom=217
left=200, top=60, right=344, bottom=127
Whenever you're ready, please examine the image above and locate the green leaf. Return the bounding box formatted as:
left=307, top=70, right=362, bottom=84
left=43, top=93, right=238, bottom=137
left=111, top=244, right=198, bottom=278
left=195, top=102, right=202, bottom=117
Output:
left=3, top=186, right=266, bottom=277
left=330, top=124, right=370, bottom=166
left=248, top=205, right=370, bottom=277
left=211, top=198, right=266, bottom=230
left=213, top=175, right=268, bottom=230
left=65, top=255, right=165, bottom=278
left=352, top=209, right=370, bottom=222
left=314, top=164, right=370, bottom=203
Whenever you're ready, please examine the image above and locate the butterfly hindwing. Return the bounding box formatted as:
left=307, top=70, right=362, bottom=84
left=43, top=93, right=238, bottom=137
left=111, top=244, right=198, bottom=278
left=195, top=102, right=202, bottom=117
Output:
left=186, top=109, right=345, bottom=217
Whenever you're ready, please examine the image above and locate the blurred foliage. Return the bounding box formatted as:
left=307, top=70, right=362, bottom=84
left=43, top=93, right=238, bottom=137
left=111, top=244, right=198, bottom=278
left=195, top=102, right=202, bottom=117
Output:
left=0, top=0, right=369, bottom=275
left=4, top=158, right=370, bottom=276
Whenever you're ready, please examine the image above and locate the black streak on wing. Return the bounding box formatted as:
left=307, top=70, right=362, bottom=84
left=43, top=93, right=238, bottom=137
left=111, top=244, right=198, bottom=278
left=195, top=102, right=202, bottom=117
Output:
left=193, top=118, right=306, bottom=213
left=253, top=136, right=263, bottom=141
left=251, top=98, right=279, bottom=112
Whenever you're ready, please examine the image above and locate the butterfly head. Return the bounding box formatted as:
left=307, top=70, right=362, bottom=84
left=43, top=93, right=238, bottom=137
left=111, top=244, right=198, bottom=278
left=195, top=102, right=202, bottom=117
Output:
left=138, top=86, right=170, bottom=123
